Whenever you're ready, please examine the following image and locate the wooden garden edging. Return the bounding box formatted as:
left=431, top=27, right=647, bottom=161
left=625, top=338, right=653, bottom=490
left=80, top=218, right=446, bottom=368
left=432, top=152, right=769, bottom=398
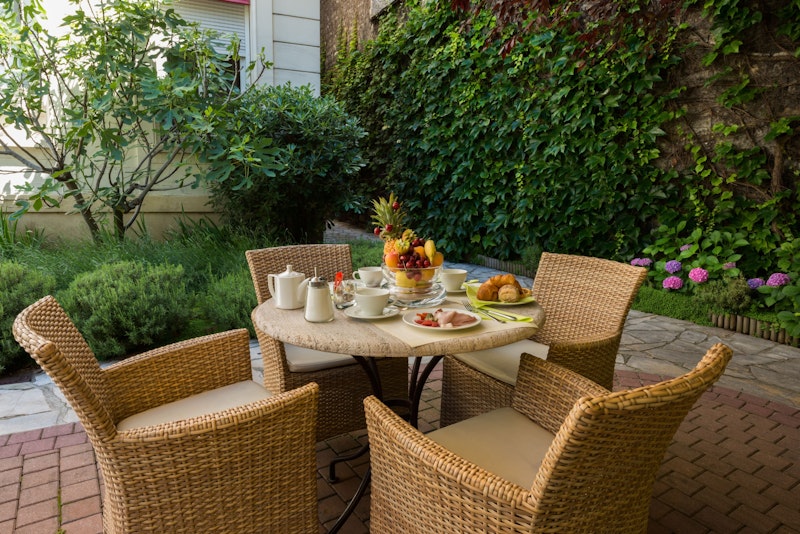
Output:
left=709, top=313, right=799, bottom=347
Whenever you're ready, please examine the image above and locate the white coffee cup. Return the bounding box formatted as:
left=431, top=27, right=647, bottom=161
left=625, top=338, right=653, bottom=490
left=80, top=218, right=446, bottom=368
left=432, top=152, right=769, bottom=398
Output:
left=355, top=287, right=390, bottom=316
left=353, top=266, right=384, bottom=288
left=440, top=268, right=468, bottom=292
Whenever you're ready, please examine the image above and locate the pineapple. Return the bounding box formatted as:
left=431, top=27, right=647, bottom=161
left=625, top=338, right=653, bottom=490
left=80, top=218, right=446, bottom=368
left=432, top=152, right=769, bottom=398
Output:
left=371, top=192, right=408, bottom=255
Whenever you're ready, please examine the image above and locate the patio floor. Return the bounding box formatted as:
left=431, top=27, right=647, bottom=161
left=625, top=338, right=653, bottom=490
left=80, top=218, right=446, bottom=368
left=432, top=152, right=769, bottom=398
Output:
left=1, top=360, right=798, bottom=533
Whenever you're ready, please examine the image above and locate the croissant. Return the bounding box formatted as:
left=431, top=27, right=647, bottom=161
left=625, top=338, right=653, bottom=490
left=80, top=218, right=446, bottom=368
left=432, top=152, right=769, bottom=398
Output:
left=476, top=274, right=523, bottom=302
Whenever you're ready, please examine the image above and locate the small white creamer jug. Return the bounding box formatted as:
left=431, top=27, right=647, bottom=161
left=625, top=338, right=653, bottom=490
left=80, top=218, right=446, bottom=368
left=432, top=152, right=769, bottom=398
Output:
left=304, top=275, right=335, bottom=323
left=267, top=265, right=310, bottom=309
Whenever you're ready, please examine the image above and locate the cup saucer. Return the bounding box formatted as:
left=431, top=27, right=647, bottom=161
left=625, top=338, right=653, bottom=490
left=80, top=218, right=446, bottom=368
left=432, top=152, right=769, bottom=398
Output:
left=344, top=306, right=400, bottom=320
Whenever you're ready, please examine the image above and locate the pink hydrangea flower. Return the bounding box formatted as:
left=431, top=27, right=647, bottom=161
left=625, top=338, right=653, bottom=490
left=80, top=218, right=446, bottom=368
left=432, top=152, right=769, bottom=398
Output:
left=723, top=262, right=736, bottom=269
left=662, top=276, right=683, bottom=290
left=680, top=244, right=692, bottom=251
left=689, top=268, right=709, bottom=283
left=766, top=273, right=791, bottom=287
left=630, top=258, right=653, bottom=267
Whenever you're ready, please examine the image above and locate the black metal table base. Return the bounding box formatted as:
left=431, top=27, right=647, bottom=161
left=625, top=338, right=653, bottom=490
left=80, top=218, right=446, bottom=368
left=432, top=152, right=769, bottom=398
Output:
left=327, top=355, right=442, bottom=533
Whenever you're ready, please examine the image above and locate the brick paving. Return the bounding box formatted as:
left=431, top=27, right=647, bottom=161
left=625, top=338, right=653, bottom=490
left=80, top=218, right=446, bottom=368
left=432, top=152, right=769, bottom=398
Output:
left=1, top=362, right=798, bottom=533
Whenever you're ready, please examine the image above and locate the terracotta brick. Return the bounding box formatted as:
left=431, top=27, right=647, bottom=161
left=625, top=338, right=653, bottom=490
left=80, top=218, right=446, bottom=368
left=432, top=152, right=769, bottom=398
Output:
left=59, top=450, right=96, bottom=472
left=60, top=512, right=103, bottom=534
left=21, top=451, right=58, bottom=475
left=5, top=430, right=42, bottom=445
left=753, top=465, right=797, bottom=490
left=0, top=484, right=18, bottom=505
left=729, top=503, right=780, bottom=531
left=18, top=438, right=56, bottom=456
left=0, top=444, right=21, bottom=460
left=768, top=503, right=800, bottom=531
left=657, top=509, right=707, bottom=534
left=18, top=481, right=58, bottom=507
left=770, top=410, right=800, bottom=428
left=658, top=488, right=705, bottom=516
left=61, top=495, right=101, bottom=524
left=41, top=423, right=77, bottom=438
left=13, top=518, right=59, bottom=534
left=60, top=464, right=97, bottom=486
left=0, top=500, right=17, bottom=523
left=0, top=467, right=21, bottom=488
left=54, top=432, right=88, bottom=449
left=0, top=519, right=13, bottom=534
left=15, top=499, right=58, bottom=527
left=693, top=504, right=743, bottom=532
left=19, top=466, right=58, bottom=490
left=61, top=478, right=100, bottom=504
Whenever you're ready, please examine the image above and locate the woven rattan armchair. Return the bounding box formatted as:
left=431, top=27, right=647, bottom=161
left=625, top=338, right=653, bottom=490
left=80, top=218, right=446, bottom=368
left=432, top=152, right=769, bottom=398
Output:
left=440, top=252, right=647, bottom=426
left=13, top=295, right=318, bottom=534
left=246, top=244, right=408, bottom=441
left=367, top=343, right=732, bottom=533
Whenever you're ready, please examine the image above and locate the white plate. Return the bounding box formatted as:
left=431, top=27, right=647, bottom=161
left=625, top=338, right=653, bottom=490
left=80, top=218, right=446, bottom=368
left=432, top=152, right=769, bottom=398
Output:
left=402, top=308, right=482, bottom=331
left=344, top=306, right=400, bottom=320
left=444, top=286, right=467, bottom=294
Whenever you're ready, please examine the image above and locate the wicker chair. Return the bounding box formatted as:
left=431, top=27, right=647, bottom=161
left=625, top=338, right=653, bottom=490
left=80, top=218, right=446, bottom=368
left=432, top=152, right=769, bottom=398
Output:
left=246, top=244, right=408, bottom=442
left=366, top=343, right=733, bottom=533
left=13, top=295, right=318, bottom=534
left=440, top=252, right=647, bottom=426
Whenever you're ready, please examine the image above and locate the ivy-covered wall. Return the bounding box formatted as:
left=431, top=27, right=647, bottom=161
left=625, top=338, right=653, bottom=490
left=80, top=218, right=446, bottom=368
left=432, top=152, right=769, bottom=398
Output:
left=326, top=0, right=798, bottom=268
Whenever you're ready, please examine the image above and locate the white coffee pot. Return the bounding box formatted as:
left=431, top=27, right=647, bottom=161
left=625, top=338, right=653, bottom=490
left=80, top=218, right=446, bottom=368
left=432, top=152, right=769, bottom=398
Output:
left=267, top=265, right=310, bottom=309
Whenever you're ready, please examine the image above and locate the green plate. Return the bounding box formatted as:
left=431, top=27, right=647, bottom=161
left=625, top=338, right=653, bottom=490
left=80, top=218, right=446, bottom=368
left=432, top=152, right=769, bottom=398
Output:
left=464, top=283, right=536, bottom=306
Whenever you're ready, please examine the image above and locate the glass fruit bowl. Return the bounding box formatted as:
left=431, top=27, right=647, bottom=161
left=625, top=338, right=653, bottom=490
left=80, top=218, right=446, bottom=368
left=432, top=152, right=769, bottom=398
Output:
left=381, top=263, right=446, bottom=308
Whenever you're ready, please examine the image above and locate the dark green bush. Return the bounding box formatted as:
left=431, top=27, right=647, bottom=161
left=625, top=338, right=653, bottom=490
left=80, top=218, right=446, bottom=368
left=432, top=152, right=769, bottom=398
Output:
left=58, top=261, right=192, bottom=359
left=632, top=286, right=712, bottom=325
left=195, top=268, right=257, bottom=338
left=208, top=84, right=366, bottom=244
left=696, top=277, right=752, bottom=314
left=0, top=262, right=56, bottom=373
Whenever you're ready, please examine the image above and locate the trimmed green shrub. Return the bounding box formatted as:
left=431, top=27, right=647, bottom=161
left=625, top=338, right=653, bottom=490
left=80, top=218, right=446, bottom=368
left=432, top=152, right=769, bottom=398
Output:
left=195, top=268, right=257, bottom=338
left=0, top=262, right=56, bottom=373
left=632, top=286, right=712, bottom=325
left=58, top=261, right=192, bottom=359
left=208, top=84, right=366, bottom=244
left=696, top=277, right=752, bottom=315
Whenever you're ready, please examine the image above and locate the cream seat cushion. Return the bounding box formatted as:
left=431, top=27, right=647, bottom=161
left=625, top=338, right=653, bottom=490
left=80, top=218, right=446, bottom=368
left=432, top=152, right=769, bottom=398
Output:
left=452, top=339, right=549, bottom=386
left=285, top=344, right=357, bottom=373
left=427, top=407, right=554, bottom=488
left=118, top=380, right=270, bottom=431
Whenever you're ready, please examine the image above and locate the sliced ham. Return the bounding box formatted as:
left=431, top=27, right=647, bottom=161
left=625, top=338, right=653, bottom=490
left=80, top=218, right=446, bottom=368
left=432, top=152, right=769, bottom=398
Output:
left=434, top=309, right=478, bottom=328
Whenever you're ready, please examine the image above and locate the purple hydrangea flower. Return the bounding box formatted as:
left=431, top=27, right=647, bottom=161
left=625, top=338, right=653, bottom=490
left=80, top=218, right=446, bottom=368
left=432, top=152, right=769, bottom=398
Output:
left=723, top=262, right=736, bottom=269
left=766, top=273, right=791, bottom=287
left=689, top=267, right=709, bottom=283
left=665, top=260, right=682, bottom=274
left=747, top=278, right=765, bottom=289
left=680, top=244, right=692, bottom=251
left=662, top=276, right=683, bottom=290
left=630, top=258, right=653, bottom=267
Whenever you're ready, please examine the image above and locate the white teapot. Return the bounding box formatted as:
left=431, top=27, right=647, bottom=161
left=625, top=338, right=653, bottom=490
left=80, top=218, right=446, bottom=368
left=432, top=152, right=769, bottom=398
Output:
left=267, top=265, right=310, bottom=309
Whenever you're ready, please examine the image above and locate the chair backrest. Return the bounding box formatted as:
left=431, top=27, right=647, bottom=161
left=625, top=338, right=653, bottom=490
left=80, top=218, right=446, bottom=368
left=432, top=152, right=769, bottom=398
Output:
left=12, top=295, right=117, bottom=443
left=245, top=244, right=353, bottom=304
left=529, top=343, right=733, bottom=532
left=531, top=252, right=647, bottom=344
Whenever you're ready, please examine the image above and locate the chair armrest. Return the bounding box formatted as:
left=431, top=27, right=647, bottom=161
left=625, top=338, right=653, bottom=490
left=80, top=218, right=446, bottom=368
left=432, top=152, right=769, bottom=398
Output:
left=103, top=329, right=253, bottom=421
left=364, top=396, right=537, bottom=531
left=535, top=330, right=622, bottom=390
left=512, top=354, right=609, bottom=434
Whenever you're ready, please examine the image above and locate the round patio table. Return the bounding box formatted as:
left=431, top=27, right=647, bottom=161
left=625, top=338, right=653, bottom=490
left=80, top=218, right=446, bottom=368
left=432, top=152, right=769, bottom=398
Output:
left=252, top=297, right=545, bottom=532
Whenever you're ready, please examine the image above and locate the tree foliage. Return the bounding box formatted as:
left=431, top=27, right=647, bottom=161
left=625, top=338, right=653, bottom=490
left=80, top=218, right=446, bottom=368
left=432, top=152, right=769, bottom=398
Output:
left=0, top=0, right=263, bottom=240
